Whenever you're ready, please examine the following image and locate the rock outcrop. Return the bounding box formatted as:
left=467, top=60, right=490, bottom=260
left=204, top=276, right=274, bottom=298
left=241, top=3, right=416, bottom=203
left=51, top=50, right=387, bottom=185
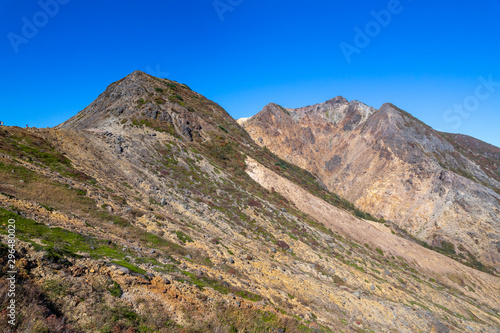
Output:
left=242, top=98, right=500, bottom=271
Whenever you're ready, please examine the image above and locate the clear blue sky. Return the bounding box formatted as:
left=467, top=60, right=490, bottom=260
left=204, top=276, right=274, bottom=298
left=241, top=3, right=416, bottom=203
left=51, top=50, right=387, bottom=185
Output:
left=1, top=0, right=499, bottom=146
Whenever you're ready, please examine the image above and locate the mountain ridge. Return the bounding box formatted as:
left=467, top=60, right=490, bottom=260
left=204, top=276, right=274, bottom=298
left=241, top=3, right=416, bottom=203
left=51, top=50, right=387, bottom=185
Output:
left=241, top=97, right=500, bottom=273
left=1, top=71, right=499, bottom=332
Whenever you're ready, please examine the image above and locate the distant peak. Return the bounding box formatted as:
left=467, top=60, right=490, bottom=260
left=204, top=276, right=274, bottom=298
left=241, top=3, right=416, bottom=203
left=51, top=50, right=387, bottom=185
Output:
left=325, top=96, right=349, bottom=104
left=265, top=102, right=283, bottom=108
left=237, top=117, right=250, bottom=126
left=249, top=103, right=294, bottom=124
left=263, top=103, right=290, bottom=114
left=377, top=103, right=403, bottom=115
left=380, top=102, right=397, bottom=110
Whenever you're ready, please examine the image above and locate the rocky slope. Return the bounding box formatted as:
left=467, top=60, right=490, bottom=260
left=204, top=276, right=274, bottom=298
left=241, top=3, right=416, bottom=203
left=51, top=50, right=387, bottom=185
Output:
left=241, top=98, right=500, bottom=273
left=0, top=72, right=499, bottom=332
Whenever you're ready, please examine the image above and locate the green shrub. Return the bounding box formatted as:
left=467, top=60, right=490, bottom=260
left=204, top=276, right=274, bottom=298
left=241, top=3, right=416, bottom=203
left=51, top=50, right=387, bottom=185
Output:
left=175, top=230, right=193, bottom=243
left=107, top=280, right=123, bottom=297
left=439, top=241, right=456, bottom=255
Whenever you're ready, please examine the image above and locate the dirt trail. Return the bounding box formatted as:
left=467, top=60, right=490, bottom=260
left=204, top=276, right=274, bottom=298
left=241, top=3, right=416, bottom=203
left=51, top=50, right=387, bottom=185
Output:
left=246, top=157, right=500, bottom=309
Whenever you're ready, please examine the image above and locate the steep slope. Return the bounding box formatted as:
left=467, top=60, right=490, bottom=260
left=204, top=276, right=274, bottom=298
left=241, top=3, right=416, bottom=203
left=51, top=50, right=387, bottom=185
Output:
left=242, top=98, right=500, bottom=273
left=1, top=72, right=499, bottom=332
left=57, top=70, right=252, bottom=144
left=440, top=132, right=500, bottom=184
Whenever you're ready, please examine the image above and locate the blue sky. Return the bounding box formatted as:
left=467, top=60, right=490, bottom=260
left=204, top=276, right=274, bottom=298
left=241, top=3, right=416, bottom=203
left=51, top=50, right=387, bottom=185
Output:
left=1, top=0, right=499, bottom=146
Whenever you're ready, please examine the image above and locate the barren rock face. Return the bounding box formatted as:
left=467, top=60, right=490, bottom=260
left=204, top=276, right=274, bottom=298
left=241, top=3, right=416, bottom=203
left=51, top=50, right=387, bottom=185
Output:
left=242, top=98, right=500, bottom=271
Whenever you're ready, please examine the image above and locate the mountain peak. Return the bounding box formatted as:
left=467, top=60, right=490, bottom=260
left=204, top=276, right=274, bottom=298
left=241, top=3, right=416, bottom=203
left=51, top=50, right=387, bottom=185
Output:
left=325, top=96, right=349, bottom=105
left=57, top=71, right=156, bottom=130
left=248, top=103, right=295, bottom=126
left=57, top=71, right=248, bottom=143
left=378, top=102, right=402, bottom=113
left=128, top=69, right=147, bottom=76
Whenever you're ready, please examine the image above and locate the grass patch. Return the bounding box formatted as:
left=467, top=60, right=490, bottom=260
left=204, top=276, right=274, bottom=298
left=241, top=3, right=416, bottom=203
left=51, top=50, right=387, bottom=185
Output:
left=112, top=260, right=146, bottom=275
left=0, top=207, right=134, bottom=264
left=175, top=230, right=193, bottom=244
left=107, top=280, right=123, bottom=297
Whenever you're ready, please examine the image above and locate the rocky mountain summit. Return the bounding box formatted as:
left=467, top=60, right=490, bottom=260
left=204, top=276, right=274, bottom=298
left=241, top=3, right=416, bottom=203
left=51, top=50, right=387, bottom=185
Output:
left=242, top=97, right=500, bottom=274
left=58, top=70, right=240, bottom=143
left=1, top=71, right=500, bottom=332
